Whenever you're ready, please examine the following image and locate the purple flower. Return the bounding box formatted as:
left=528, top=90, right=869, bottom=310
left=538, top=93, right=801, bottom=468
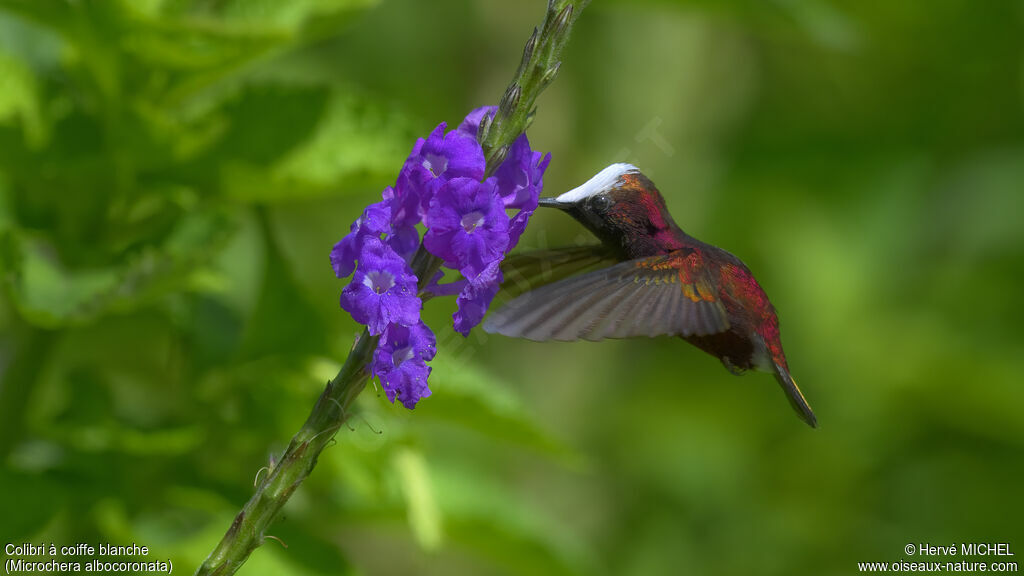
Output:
left=453, top=261, right=503, bottom=336
left=330, top=105, right=553, bottom=410
left=496, top=135, right=552, bottom=249
left=424, top=177, right=510, bottom=278
left=387, top=224, right=420, bottom=261
left=330, top=201, right=391, bottom=279
left=508, top=203, right=537, bottom=251
left=340, top=238, right=421, bottom=335
left=373, top=321, right=437, bottom=408
left=381, top=184, right=419, bottom=229
left=424, top=269, right=464, bottom=297
left=398, top=123, right=486, bottom=212
left=495, top=134, right=548, bottom=209
left=457, top=106, right=497, bottom=139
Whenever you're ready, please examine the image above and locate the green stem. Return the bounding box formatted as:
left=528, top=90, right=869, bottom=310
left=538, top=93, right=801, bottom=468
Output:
left=194, top=2, right=587, bottom=574
left=195, top=329, right=375, bottom=576
left=479, top=0, right=589, bottom=174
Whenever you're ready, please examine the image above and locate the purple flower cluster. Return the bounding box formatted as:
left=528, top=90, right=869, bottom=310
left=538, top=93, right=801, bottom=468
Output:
left=330, top=106, right=550, bottom=408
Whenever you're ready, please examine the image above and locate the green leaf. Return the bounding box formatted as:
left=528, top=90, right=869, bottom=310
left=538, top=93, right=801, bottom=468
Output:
left=0, top=0, right=369, bottom=111
left=223, top=89, right=417, bottom=203
left=237, top=209, right=326, bottom=358
left=393, top=447, right=444, bottom=551
left=0, top=209, right=235, bottom=328
left=417, top=350, right=578, bottom=460
left=432, top=463, right=594, bottom=576
left=206, top=0, right=380, bottom=41
left=207, top=83, right=331, bottom=166
left=0, top=49, right=46, bottom=147
left=1, top=231, right=120, bottom=327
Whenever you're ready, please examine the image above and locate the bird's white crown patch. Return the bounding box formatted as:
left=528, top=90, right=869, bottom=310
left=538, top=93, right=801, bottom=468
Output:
left=555, top=163, right=639, bottom=203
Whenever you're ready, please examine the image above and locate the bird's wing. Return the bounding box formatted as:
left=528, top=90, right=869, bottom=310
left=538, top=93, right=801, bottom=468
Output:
left=483, top=248, right=730, bottom=342
left=497, top=244, right=618, bottom=299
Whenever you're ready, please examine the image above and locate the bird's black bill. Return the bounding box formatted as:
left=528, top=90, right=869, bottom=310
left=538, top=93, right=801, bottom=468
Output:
left=538, top=197, right=568, bottom=209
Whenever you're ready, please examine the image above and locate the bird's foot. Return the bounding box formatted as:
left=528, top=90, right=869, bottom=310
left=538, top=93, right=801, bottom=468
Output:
left=722, top=357, right=747, bottom=376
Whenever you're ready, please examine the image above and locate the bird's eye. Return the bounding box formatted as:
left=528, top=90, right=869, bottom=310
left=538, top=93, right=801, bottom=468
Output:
left=590, top=195, right=612, bottom=211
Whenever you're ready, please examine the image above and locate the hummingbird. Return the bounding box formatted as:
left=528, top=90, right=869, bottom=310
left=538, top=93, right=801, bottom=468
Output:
left=483, top=163, right=817, bottom=427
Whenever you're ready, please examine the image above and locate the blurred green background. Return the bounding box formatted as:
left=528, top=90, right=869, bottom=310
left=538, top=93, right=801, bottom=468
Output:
left=1, top=1, right=1022, bottom=574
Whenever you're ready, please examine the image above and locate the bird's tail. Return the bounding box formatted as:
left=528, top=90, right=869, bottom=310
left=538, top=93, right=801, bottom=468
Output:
left=773, top=362, right=817, bottom=428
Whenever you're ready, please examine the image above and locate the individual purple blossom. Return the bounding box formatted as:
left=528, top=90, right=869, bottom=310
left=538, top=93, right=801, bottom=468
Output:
left=424, top=177, right=510, bottom=278
left=398, top=123, right=485, bottom=214
left=386, top=224, right=420, bottom=261
left=508, top=201, right=538, bottom=251
left=495, top=134, right=549, bottom=209
left=330, top=196, right=419, bottom=276
left=373, top=321, right=437, bottom=408
left=340, top=238, right=421, bottom=336
left=330, top=201, right=391, bottom=279
left=381, top=184, right=421, bottom=259
left=424, top=269, right=461, bottom=296
left=457, top=106, right=497, bottom=139
left=453, top=261, right=503, bottom=336
left=496, top=134, right=552, bottom=249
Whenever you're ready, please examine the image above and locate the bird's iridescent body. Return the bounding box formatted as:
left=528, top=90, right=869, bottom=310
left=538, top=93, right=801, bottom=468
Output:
left=485, top=163, right=816, bottom=427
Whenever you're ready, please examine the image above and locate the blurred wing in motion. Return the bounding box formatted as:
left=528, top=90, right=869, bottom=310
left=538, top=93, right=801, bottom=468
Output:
left=484, top=248, right=730, bottom=342
left=498, top=245, right=617, bottom=299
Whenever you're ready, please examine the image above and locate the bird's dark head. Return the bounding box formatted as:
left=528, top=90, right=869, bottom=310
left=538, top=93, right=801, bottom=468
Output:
left=539, top=163, right=684, bottom=258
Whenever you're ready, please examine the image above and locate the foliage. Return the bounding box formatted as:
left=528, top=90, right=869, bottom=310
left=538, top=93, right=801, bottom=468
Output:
left=2, top=0, right=1022, bottom=575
